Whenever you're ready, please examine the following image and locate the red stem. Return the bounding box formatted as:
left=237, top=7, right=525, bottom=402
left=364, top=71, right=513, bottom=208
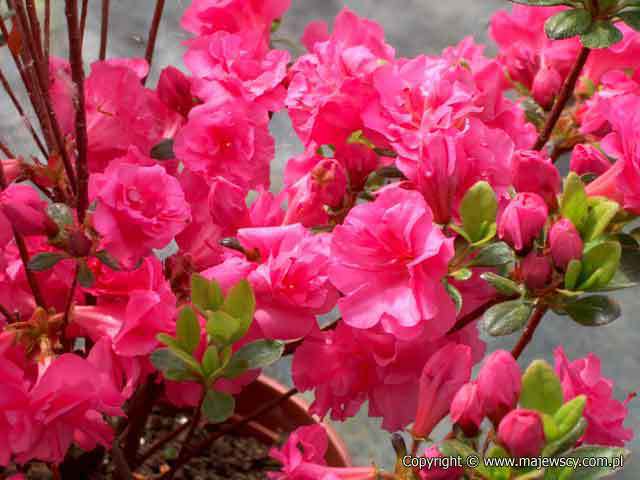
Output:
left=65, top=0, right=90, bottom=222
left=80, top=0, right=89, bottom=45
left=533, top=46, right=591, bottom=151
left=99, top=0, right=110, bottom=60
left=143, top=0, right=166, bottom=86
left=511, top=305, right=548, bottom=360
left=0, top=139, right=14, bottom=158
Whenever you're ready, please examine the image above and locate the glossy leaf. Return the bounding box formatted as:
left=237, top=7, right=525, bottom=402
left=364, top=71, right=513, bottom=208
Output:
left=202, top=389, right=235, bottom=424
left=28, top=253, right=66, bottom=271
left=460, top=181, right=498, bottom=244
left=520, top=360, right=564, bottom=415
left=232, top=339, right=285, bottom=370
left=560, top=173, right=588, bottom=230
left=545, top=9, right=592, bottom=40
left=580, top=21, right=623, bottom=49
left=562, top=295, right=621, bottom=327
left=191, top=274, right=224, bottom=313
left=470, top=242, right=516, bottom=267
left=177, top=307, right=201, bottom=354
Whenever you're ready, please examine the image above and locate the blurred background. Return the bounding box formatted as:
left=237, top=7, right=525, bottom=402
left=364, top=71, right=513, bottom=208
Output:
left=0, top=1, right=637, bottom=477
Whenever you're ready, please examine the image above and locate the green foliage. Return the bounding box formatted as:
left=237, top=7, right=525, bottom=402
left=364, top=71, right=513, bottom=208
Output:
left=458, top=181, right=499, bottom=245
left=580, top=20, right=623, bottom=48
left=177, top=307, right=201, bottom=354
left=577, top=241, right=621, bottom=290
left=560, top=446, right=630, bottom=479
left=202, top=390, right=235, bottom=423
left=481, top=272, right=524, bottom=297
left=561, top=295, right=621, bottom=327
left=28, top=252, right=67, bottom=271
left=191, top=274, right=224, bottom=313
left=483, top=300, right=533, bottom=336
left=545, top=9, right=593, bottom=40
left=470, top=242, right=516, bottom=268
left=520, top=360, right=564, bottom=415
left=560, top=173, right=589, bottom=231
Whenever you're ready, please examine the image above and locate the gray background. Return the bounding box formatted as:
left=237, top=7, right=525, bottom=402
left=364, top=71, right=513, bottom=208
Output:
left=0, top=1, right=637, bottom=477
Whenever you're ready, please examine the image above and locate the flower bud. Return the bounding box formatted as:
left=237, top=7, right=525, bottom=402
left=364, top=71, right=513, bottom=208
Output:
left=520, top=251, right=553, bottom=291
left=549, top=219, right=583, bottom=270
left=512, top=150, right=561, bottom=207
left=498, top=193, right=548, bottom=251
left=498, top=409, right=545, bottom=458
left=412, top=343, right=472, bottom=439
left=419, top=447, right=464, bottom=479
left=0, top=183, right=51, bottom=237
left=570, top=145, right=611, bottom=177
left=68, top=230, right=93, bottom=258
left=477, top=350, right=521, bottom=426
left=450, top=381, right=484, bottom=437
left=532, top=65, right=562, bottom=109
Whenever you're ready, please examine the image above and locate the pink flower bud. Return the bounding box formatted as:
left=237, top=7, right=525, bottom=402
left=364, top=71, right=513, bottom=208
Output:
left=412, top=343, right=472, bottom=438
left=532, top=65, right=562, bottom=110
left=498, top=193, right=548, bottom=251
left=498, top=409, right=545, bottom=458
left=570, top=145, right=611, bottom=177
left=450, top=381, right=484, bottom=437
left=549, top=219, right=583, bottom=270
left=1, top=159, right=21, bottom=184
left=512, top=150, right=561, bottom=207
left=419, top=446, right=464, bottom=479
left=520, top=251, right=553, bottom=291
left=477, top=350, right=521, bottom=426
left=0, top=183, right=51, bottom=237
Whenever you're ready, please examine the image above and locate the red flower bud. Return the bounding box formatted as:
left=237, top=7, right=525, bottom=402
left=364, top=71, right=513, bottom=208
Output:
left=498, top=193, right=548, bottom=251
left=450, top=381, right=484, bottom=437
left=498, top=409, right=545, bottom=458
left=477, top=350, right=521, bottom=426
left=0, top=184, right=50, bottom=237
left=521, top=251, right=553, bottom=290
left=549, top=219, right=583, bottom=270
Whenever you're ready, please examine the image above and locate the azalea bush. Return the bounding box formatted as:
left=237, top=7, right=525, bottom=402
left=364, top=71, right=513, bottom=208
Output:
left=0, top=0, right=639, bottom=478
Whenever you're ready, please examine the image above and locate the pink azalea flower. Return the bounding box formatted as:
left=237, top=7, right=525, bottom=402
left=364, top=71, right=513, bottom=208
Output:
left=157, top=66, right=195, bottom=119
left=268, top=424, right=377, bottom=479
left=181, top=0, right=291, bottom=48
left=0, top=183, right=53, bottom=237
left=186, top=30, right=290, bottom=112
left=512, top=150, right=561, bottom=208
left=412, top=343, right=472, bottom=438
left=50, top=58, right=181, bottom=173
left=89, top=151, right=191, bottom=269
left=330, top=188, right=456, bottom=338
left=554, top=346, right=634, bottom=446
left=570, top=144, right=612, bottom=177
left=174, top=95, right=274, bottom=189
left=286, top=8, right=395, bottom=147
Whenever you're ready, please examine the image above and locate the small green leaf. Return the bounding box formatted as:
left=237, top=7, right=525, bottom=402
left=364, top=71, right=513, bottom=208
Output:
left=582, top=197, right=619, bottom=241
left=545, top=9, right=592, bottom=40
left=543, top=418, right=588, bottom=457
left=221, top=279, right=256, bottom=341
left=460, top=181, right=498, bottom=244
left=554, top=395, right=586, bottom=438
left=450, top=268, right=472, bottom=281
left=520, top=360, right=564, bottom=415
left=206, top=310, right=242, bottom=346
left=202, top=345, right=220, bottom=378
left=95, top=250, right=121, bottom=271
left=232, top=339, right=285, bottom=370
left=445, top=281, right=463, bottom=313
left=150, top=348, right=199, bottom=382
left=560, top=445, right=629, bottom=479
left=564, top=259, right=582, bottom=290
left=561, top=173, right=588, bottom=230
left=483, top=300, right=533, bottom=336
left=177, top=307, right=201, bottom=354
left=202, top=389, right=235, bottom=423
left=440, top=440, right=491, bottom=478
left=542, top=413, right=560, bottom=442
left=561, top=295, right=621, bottom=327
left=222, top=357, right=250, bottom=379
left=486, top=446, right=511, bottom=480
left=191, top=274, right=224, bottom=313
left=28, top=253, right=66, bottom=271
left=620, top=11, right=640, bottom=32
left=578, top=241, right=621, bottom=290
left=470, top=242, right=516, bottom=267
left=77, top=260, right=95, bottom=288
left=156, top=335, right=202, bottom=373
left=481, top=272, right=523, bottom=296
left=580, top=20, right=623, bottom=49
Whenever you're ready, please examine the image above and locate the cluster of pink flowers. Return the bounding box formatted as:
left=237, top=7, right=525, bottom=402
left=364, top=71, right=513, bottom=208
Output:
left=0, top=0, right=638, bottom=475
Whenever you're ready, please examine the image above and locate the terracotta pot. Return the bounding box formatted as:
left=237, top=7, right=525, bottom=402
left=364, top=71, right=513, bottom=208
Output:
left=233, top=375, right=352, bottom=468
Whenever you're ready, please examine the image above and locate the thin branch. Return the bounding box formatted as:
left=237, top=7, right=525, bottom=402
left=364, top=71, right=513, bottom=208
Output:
left=14, top=233, right=47, bottom=308
left=79, top=0, right=88, bottom=46
left=61, top=263, right=79, bottom=330
left=0, top=138, right=14, bottom=158
left=122, top=376, right=160, bottom=466
left=142, top=0, right=165, bottom=86
left=446, top=297, right=508, bottom=335
left=511, top=305, right=548, bottom=360
left=0, top=66, right=48, bottom=157
left=25, top=0, right=43, bottom=60
left=44, top=0, right=51, bottom=60
left=533, top=47, right=591, bottom=151
left=161, top=387, right=299, bottom=479
left=99, top=0, right=110, bottom=60
left=65, top=0, right=89, bottom=221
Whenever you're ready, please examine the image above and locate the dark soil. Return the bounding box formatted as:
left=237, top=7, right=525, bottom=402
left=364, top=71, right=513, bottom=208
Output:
left=3, top=410, right=279, bottom=480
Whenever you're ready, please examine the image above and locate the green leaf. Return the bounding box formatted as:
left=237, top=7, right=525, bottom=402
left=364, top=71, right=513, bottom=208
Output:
left=206, top=310, right=242, bottom=346
left=481, top=272, right=523, bottom=296
left=191, top=274, right=224, bottom=313
left=554, top=395, right=586, bottom=438
left=221, top=279, right=256, bottom=341
left=439, top=440, right=491, bottom=478
left=232, top=339, right=285, bottom=370
left=470, top=242, right=516, bottom=267
left=542, top=418, right=588, bottom=457
left=28, top=253, right=66, bottom=271
left=95, top=250, right=121, bottom=271
left=560, top=445, right=629, bottom=479
left=520, top=360, right=564, bottom=415
left=486, top=445, right=511, bottom=480
left=445, top=281, right=463, bottom=313
left=460, top=181, right=498, bottom=244
left=545, top=9, right=592, bottom=40
left=542, top=413, right=560, bottom=442
left=150, top=138, right=175, bottom=160
left=580, top=20, right=623, bottom=49
left=177, top=307, right=201, bottom=354
left=156, top=335, right=202, bottom=373
left=202, top=346, right=220, bottom=378
left=561, top=173, right=589, bottom=231
left=561, top=295, right=621, bottom=327
left=150, top=348, right=199, bottom=382
left=617, top=232, right=640, bottom=283
left=620, top=11, right=640, bottom=32
left=578, top=241, right=621, bottom=290
left=450, top=268, right=472, bottom=281
left=77, top=260, right=95, bottom=288
left=46, top=203, right=74, bottom=231
left=564, top=259, right=582, bottom=290
left=483, top=300, right=533, bottom=336
left=202, top=389, right=235, bottom=424
left=582, top=198, right=619, bottom=241
left=222, top=357, right=250, bottom=380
